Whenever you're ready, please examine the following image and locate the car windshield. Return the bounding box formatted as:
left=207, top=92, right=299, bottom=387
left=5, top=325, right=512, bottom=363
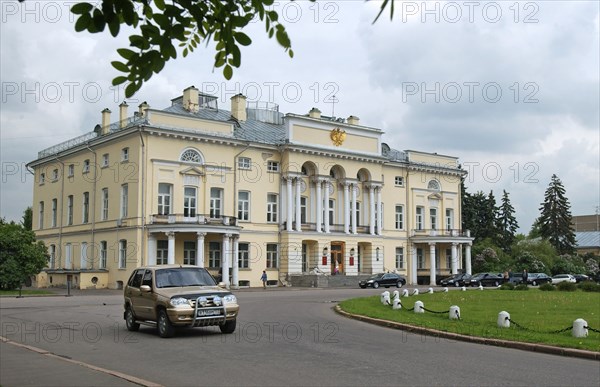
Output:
left=369, top=274, right=384, bottom=280
left=155, top=268, right=216, bottom=288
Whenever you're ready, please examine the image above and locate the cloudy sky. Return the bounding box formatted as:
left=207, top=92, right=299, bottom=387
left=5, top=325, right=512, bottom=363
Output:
left=1, top=0, right=599, bottom=232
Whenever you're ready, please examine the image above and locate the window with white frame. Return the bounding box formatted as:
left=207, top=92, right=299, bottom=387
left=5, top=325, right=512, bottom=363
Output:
left=39, top=201, right=44, bottom=229
left=395, top=247, right=405, bottom=269
left=183, top=241, right=196, bottom=265
left=67, top=195, right=73, bottom=225
left=328, top=199, right=335, bottom=226
left=209, top=242, right=221, bottom=268
left=157, top=240, right=168, bottom=265
left=99, top=241, right=107, bottom=269
left=68, top=164, right=74, bottom=177
left=52, top=199, right=57, bottom=227
left=183, top=187, right=197, bottom=218
left=83, top=159, right=90, bottom=173
left=267, top=160, right=279, bottom=172
left=428, top=179, right=440, bottom=191
left=180, top=148, right=202, bottom=163
left=210, top=188, right=223, bottom=218
left=80, top=242, right=88, bottom=270
left=120, top=184, right=128, bottom=218
left=446, top=248, right=452, bottom=269
left=238, top=243, right=249, bottom=269
left=52, top=169, right=59, bottom=181
left=266, top=244, right=279, bottom=268
left=102, top=153, right=109, bottom=167
left=238, top=157, right=251, bottom=169
left=395, top=205, right=404, bottom=230
left=394, top=176, right=404, bottom=187
left=238, top=191, right=250, bottom=221
left=446, top=209, right=454, bottom=231
left=101, top=188, right=109, bottom=220
left=82, top=192, right=89, bottom=223
left=300, top=196, right=307, bottom=223
left=121, top=147, right=129, bottom=162
left=158, top=183, right=172, bottom=215
left=416, top=207, right=424, bottom=230
left=39, top=173, right=45, bottom=184
left=49, top=244, right=56, bottom=269
left=417, top=248, right=424, bottom=269
left=119, top=240, right=127, bottom=268
left=430, top=208, right=438, bottom=230
left=266, top=193, right=278, bottom=223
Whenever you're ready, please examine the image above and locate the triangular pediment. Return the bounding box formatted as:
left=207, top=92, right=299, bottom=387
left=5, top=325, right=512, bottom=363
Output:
left=180, top=166, right=204, bottom=176
left=428, top=192, right=442, bottom=200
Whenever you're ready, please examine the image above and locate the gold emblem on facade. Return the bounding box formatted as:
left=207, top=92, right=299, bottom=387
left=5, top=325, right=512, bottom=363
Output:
left=330, top=127, right=346, bottom=146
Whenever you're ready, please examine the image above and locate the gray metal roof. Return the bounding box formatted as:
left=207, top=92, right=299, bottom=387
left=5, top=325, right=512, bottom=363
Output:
left=575, top=231, right=600, bottom=248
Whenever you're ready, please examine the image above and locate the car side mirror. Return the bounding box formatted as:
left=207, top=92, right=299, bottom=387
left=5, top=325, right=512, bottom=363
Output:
left=218, top=282, right=227, bottom=289
left=140, top=285, right=151, bottom=292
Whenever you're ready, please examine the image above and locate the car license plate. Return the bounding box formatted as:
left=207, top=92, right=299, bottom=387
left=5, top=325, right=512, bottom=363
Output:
left=197, top=309, right=221, bottom=317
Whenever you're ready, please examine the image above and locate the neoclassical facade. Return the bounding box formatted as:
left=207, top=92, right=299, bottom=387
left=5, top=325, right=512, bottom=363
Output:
left=28, top=86, right=473, bottom=289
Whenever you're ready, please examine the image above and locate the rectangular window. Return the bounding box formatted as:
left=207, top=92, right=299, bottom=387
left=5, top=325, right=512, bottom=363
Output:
left=157, top=240, right=168, bottom=265
left=394, top=176, right=404, bottom=187
left=266, top=193, right=278, bottom=223
left=99, top=241, right=107, bottom=269
left=40, top=173, right=45, bottom=184
left=395, top=247, right=405, bottom=269
left=49, top=244, right=56, bottom=269
left=446, top=209, right=454, bottom=231
left=416, top=207, right=424, bottom=230
left=65, top=243, right=72, bottom=269
left=121, top=147, right=129, bottom=162
left=82, top=192, right=89, bottom=223
left=238, top=157, right=251, bottom=169
left=83, top=159, right=90, bottom=173
left=67, top=195, right=73, bottom=225
left=101, top=188, right=109, bottom=220
left=328, top=199, right=335, bottom=226
left=52, top=169, right=59, bottom=181
left=68, top=164, right=74, bottom=177
left=158, top=183, right=172, bottom=215
left=446, top=248, right=452, bottom=270
left=300, top=196, right=307, bottom=223
left=355, top=202, right=361, bottom=227
left=395, top=205, right=404, bottom=230
left=209, top=242, right=221, bottom=268
left=39, top=201, right=44, bottom=229
left=121, top=184, right=128, bottom=218
left=184, top=187, right=197, bottom=218
left=183, top=241, right=196, bottom=265
left=52, top=199, right=57, bottom=227
left=102, top=154, right=109, bottom=168
left=210, top=188, right=223, bottom=218
left=238, top=191, right=250, bottom=221
left=266, top=244, right=279, bottom=268
left=238, top=243, right=249, bottom=269
left=80, top=242, right=88, bottom=270
left=430, top=208, right=437, bottom=230
left=119, top=240, right=127, bottom=269
left=417, top=248, right=424, bottom=269
left=267, top=161, right=279, bottom=172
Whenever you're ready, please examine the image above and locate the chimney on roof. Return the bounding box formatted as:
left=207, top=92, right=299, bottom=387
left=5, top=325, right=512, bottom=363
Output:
left=182, top=86, right=199, bottom=113
left=119, top=101, right=128, bottom=128
left=138, top=101, right=149, bottom=117
left=101, top=108, right=111, bottom=135
left=347, top=115, right=360, bottom=125
left=309, top=107, right=321, bottom=119
left=230, top=94, right=247, bottom=122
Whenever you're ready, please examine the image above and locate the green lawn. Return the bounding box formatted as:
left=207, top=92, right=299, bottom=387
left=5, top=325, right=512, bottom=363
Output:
left=0, top=289, right=55, bottom=296
left=339, top=290, right=600, bottom=352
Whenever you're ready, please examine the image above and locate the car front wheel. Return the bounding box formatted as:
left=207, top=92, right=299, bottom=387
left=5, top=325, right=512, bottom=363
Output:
left=220, top=319, right=236, bottom=334
left=373, top=282, right=380, bottom=289
left=532, top=280, right=537, bottom=286
left=396, top=281, right=403, bottom=288
left=125, top=306, right=140, bottom=332
left=157, top=309, right=175, bottom=338
left=494, top=281, right=499, bottom=287
left=454, top=282, right=459, bottom=287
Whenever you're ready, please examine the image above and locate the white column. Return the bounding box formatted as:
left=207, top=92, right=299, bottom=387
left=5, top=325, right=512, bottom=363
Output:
left=451, top=242, right=458, bottom=275
left=286, top=178, right=293, bottom=232
left=222, top=234, right=231, bottom=288
left=351, top=184, right=357, bottom=234
left=295, top=178, right=302, bottom=231
left=369, top=186, right=375, bottom=235
left=429, top=243, right=436, bottom=286
left=376, top=186, right=382, bottom=235
left=147, top=233, right=157, bottom=266
left=465, top=243, right=472, bottom=275
left=323, top=180, right=330, bottom=233
left=411, top=246, right=417, bottom=285
left=232, top=236, right=239, bottom=288
left=167, top=232, right=175, bottom=265
left=343, top=183, right=350, bottom=234
left=316, top=179, right=322, bottom=233
left=196, top=232, right=206, bottom=268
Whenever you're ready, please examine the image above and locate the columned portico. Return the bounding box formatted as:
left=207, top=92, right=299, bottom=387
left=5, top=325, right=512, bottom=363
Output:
left=451, top=242, right=458, bottom=275
left=411, top=246, right=418, bottom=285
left=286, top=178, right=293, bottom=232
left=222, top=233, right=231, bottom=288
left=167, top=232, right=175, bottom=264
left=196, top=232, right=206, bottom=268
left=429, top=242, right=436, bottom=285
left=376, top=186, right=382, bottom=235
left=148, top=234, right=157, bottom=265
left=369, top=186, right=375, bottom=235
left=323, top=179, right=330, bottom=233
left=295, top=177, right=302, bottom=231
left=232, top=236, right=239, bottom=288
left=343, top=183, right=350, bottom=234
left=351, top=184, right=357, bottom=234
left=316, top=178, right=322, bottom=233
left=465, top=243, right=472, bottom=275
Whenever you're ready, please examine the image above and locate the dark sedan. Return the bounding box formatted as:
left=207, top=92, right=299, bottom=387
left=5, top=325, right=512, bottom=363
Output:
left=439, top=273, right=472, bottom=287
left=359, top=273, right=406, bottom=289
left=468, top=272, right=506, bottom=287
left=573, top=274, right=590, bottom=283
left=527, top=273, right=552, bottom=286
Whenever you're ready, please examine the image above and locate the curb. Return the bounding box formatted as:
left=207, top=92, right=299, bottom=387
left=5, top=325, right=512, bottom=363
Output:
left=333, top=305, right=600, bottom=361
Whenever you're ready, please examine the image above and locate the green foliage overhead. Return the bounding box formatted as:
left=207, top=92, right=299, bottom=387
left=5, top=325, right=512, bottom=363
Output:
left=538, top=174, right=576, bottom=255
left=495, top=190, right=518, bottom=252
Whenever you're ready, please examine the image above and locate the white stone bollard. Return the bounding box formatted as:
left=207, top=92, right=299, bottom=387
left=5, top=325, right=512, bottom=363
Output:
left=412, top=289, right=419, bottom=296
left=572, top=319, right=588, bottom=338
left=428, top=287, right=434, bottom=294
left=461, top=286, right=466, bottom=291
left=498, top=311, right=510, bottom=328
left=449, top=305, right=460, bottom=320
left=393, top=296, right=402, bottom=310
left=402, top=289, right=409, bottom=297
left=392, top=290, right=400, bottom=300
left=414, top=301, right=424, bottom=313
left=443, top=287, right=448, bottom=293
left=478, top=284, right=484, bottom=290
left=381, top=291, right=391, bottom=305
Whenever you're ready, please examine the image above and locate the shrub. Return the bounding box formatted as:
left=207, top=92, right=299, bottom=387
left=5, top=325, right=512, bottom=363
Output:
left=499, top=282, right=515, bottom=290
left=514, top=284, right=529, bottom=291
left=556, top=281, right=577, bottom=292
left=538, top=283, right=556, bottom=291
left=578, top=281, right=600, bottom=292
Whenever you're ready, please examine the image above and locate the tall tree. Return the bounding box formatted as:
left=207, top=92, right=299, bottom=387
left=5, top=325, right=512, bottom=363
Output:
left=21, top=207, right=32, bottom=231
left=538, top=174, right=576, bottom=254
left=496, top=190, right=518, bottom=252
left=461, top=180, right=476, bottom=235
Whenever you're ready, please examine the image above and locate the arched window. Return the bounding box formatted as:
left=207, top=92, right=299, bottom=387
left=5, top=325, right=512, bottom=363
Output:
left=180, top=148, right=203, bottom=163
left=428, top=179, right=440, bottom=191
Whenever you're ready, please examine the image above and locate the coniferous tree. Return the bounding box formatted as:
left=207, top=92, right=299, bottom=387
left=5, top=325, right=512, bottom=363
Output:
left=538, top=174, right=576, bottom=254
left=496, top=190, right=518, bottom=252
left=21, top=207, right=33, bottom=231
left=461, top=180, right=476, bottom=235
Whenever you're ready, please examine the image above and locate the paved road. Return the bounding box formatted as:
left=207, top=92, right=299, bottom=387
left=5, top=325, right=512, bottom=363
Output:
left=1, top=288, right=599, bottom=386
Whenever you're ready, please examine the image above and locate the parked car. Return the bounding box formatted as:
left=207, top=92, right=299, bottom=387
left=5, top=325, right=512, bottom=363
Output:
left=359, top=273, right=406, bottom=289
left=468, top=272, right=505, bottom=287
left=551, top=274, right=576, bottom=284
left=124, top=265, right=239, bottom=338
left=573, top=274, right=590, bottom=283
left=439, top=273, right=472, bottom=287
left=526, top=273, right=552, bottom=286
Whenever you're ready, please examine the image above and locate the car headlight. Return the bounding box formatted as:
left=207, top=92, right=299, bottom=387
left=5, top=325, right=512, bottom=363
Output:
left=367, top=280, right=374, bottom=283
left=213, top=296, right=222, bottom=306
left=223, top=294, right=237, bottom=304
left=170, top=297, right=190, bottom=308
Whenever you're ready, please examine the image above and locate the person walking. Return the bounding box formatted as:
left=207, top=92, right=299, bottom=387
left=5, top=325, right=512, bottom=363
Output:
left=260, top=270, right=267, bottom=289
left=522, top=269, right=528, bottom=285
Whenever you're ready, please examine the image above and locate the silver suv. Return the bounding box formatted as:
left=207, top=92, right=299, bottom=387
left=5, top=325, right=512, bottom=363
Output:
left=124, top=265, right=240, bottom=338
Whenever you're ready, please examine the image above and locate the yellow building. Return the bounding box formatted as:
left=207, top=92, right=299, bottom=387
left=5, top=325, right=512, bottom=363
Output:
left=27, top=86, right=473, bottom=289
